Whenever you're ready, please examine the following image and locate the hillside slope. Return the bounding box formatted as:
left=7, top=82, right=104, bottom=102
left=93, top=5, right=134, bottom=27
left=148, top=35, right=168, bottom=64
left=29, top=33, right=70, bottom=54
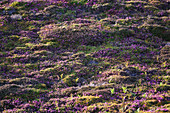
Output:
left=0, top=0, right=169, bottom=112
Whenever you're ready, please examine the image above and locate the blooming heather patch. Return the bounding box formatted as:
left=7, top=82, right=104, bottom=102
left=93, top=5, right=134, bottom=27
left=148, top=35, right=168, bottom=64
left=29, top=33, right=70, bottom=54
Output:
left=0, top=0, right=169, bottom=112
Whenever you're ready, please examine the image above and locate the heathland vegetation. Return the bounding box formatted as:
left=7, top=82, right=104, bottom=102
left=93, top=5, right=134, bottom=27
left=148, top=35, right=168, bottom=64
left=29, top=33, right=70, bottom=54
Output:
left=0, top=0, right=169, bottom=112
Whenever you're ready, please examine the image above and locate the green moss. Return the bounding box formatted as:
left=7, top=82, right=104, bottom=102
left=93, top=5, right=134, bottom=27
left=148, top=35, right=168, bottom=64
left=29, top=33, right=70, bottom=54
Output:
left=144, top=5, right=159, bottom=11
left=162, top=76, right=170, bottom=81
left=11, top=54, right=25, bottom=59
left=73, top=95, right=102, bottom=106
left=40, top=67, right=56, bottom=74
left=62, top=74, right=76, bottom=86
left=125, top=1, right=147, bottom=4
left=15, top=46, right=27, bottom=50
left=119, top=28, right=135, bottom=36
left=9, top=77, right=22, bottom=83
left=25, top=43, right=35, bottom=48
left=9, top=1, right=27, bottom=10
left=1, top=24, right=17, bottom=33
left=111, top=28, right=135, bottom=39
left=157, top=85, right=170, bottom=91
left=69, top=0, right=88, bottom=5
left=15, top=46, right=28, bottom=52
left=9, top=35, right=20, bottom=40
left=15, top=109, right=26, bottom=112
left=35, top=83, right=47, bottom=89
left=64, top=10, right=76, bottom=17
left=17, top=21, right=33, bottom=30
left=27, top=25, right=37, bottom=30
left=86, top=102, right=118, bottom=112
left=10, top=1, right=20, bottom=7
left=4, top=43, right=15, bottom=51
left=5, top=88, right=48, bottom=101
left=115, top=19, right=126, bottom=25
left=25, top=43, right=53, bottom=50
left=25, top=63, right=39, bottom=70
left=108, top=76, right=117, bottom=83
left=33, top=50, right=53, bottom=56
left=125, top=4, right=135, bottom=10
left=77, top=45, right=105, bottom=54
left=46, top=41, right=59, bottom=48
left=71, top=52, right=84, bottom=58
left=0, top=52, right=7, bottom=56
left=139, top=24, right=169, bottom=41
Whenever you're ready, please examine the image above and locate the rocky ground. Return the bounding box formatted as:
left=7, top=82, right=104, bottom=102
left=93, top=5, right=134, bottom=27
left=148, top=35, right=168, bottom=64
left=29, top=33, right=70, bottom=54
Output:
left=0, top=0, right=169, bottom=112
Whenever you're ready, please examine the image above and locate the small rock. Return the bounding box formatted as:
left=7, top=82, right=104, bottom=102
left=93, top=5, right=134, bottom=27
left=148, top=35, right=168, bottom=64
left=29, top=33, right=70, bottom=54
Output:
left=10, top=14, right=22, bottom=20
left=88, top=60, right=98, bottom=65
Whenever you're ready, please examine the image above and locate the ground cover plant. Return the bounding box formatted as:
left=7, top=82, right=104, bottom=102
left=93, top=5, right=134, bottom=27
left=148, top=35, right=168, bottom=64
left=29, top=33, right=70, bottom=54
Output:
left=0, top=0, right=169, bottom=112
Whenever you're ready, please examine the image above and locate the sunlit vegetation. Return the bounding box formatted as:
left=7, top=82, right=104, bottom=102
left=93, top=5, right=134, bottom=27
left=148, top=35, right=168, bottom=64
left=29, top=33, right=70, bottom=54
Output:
left=0, top=0, right=169, bottom=112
